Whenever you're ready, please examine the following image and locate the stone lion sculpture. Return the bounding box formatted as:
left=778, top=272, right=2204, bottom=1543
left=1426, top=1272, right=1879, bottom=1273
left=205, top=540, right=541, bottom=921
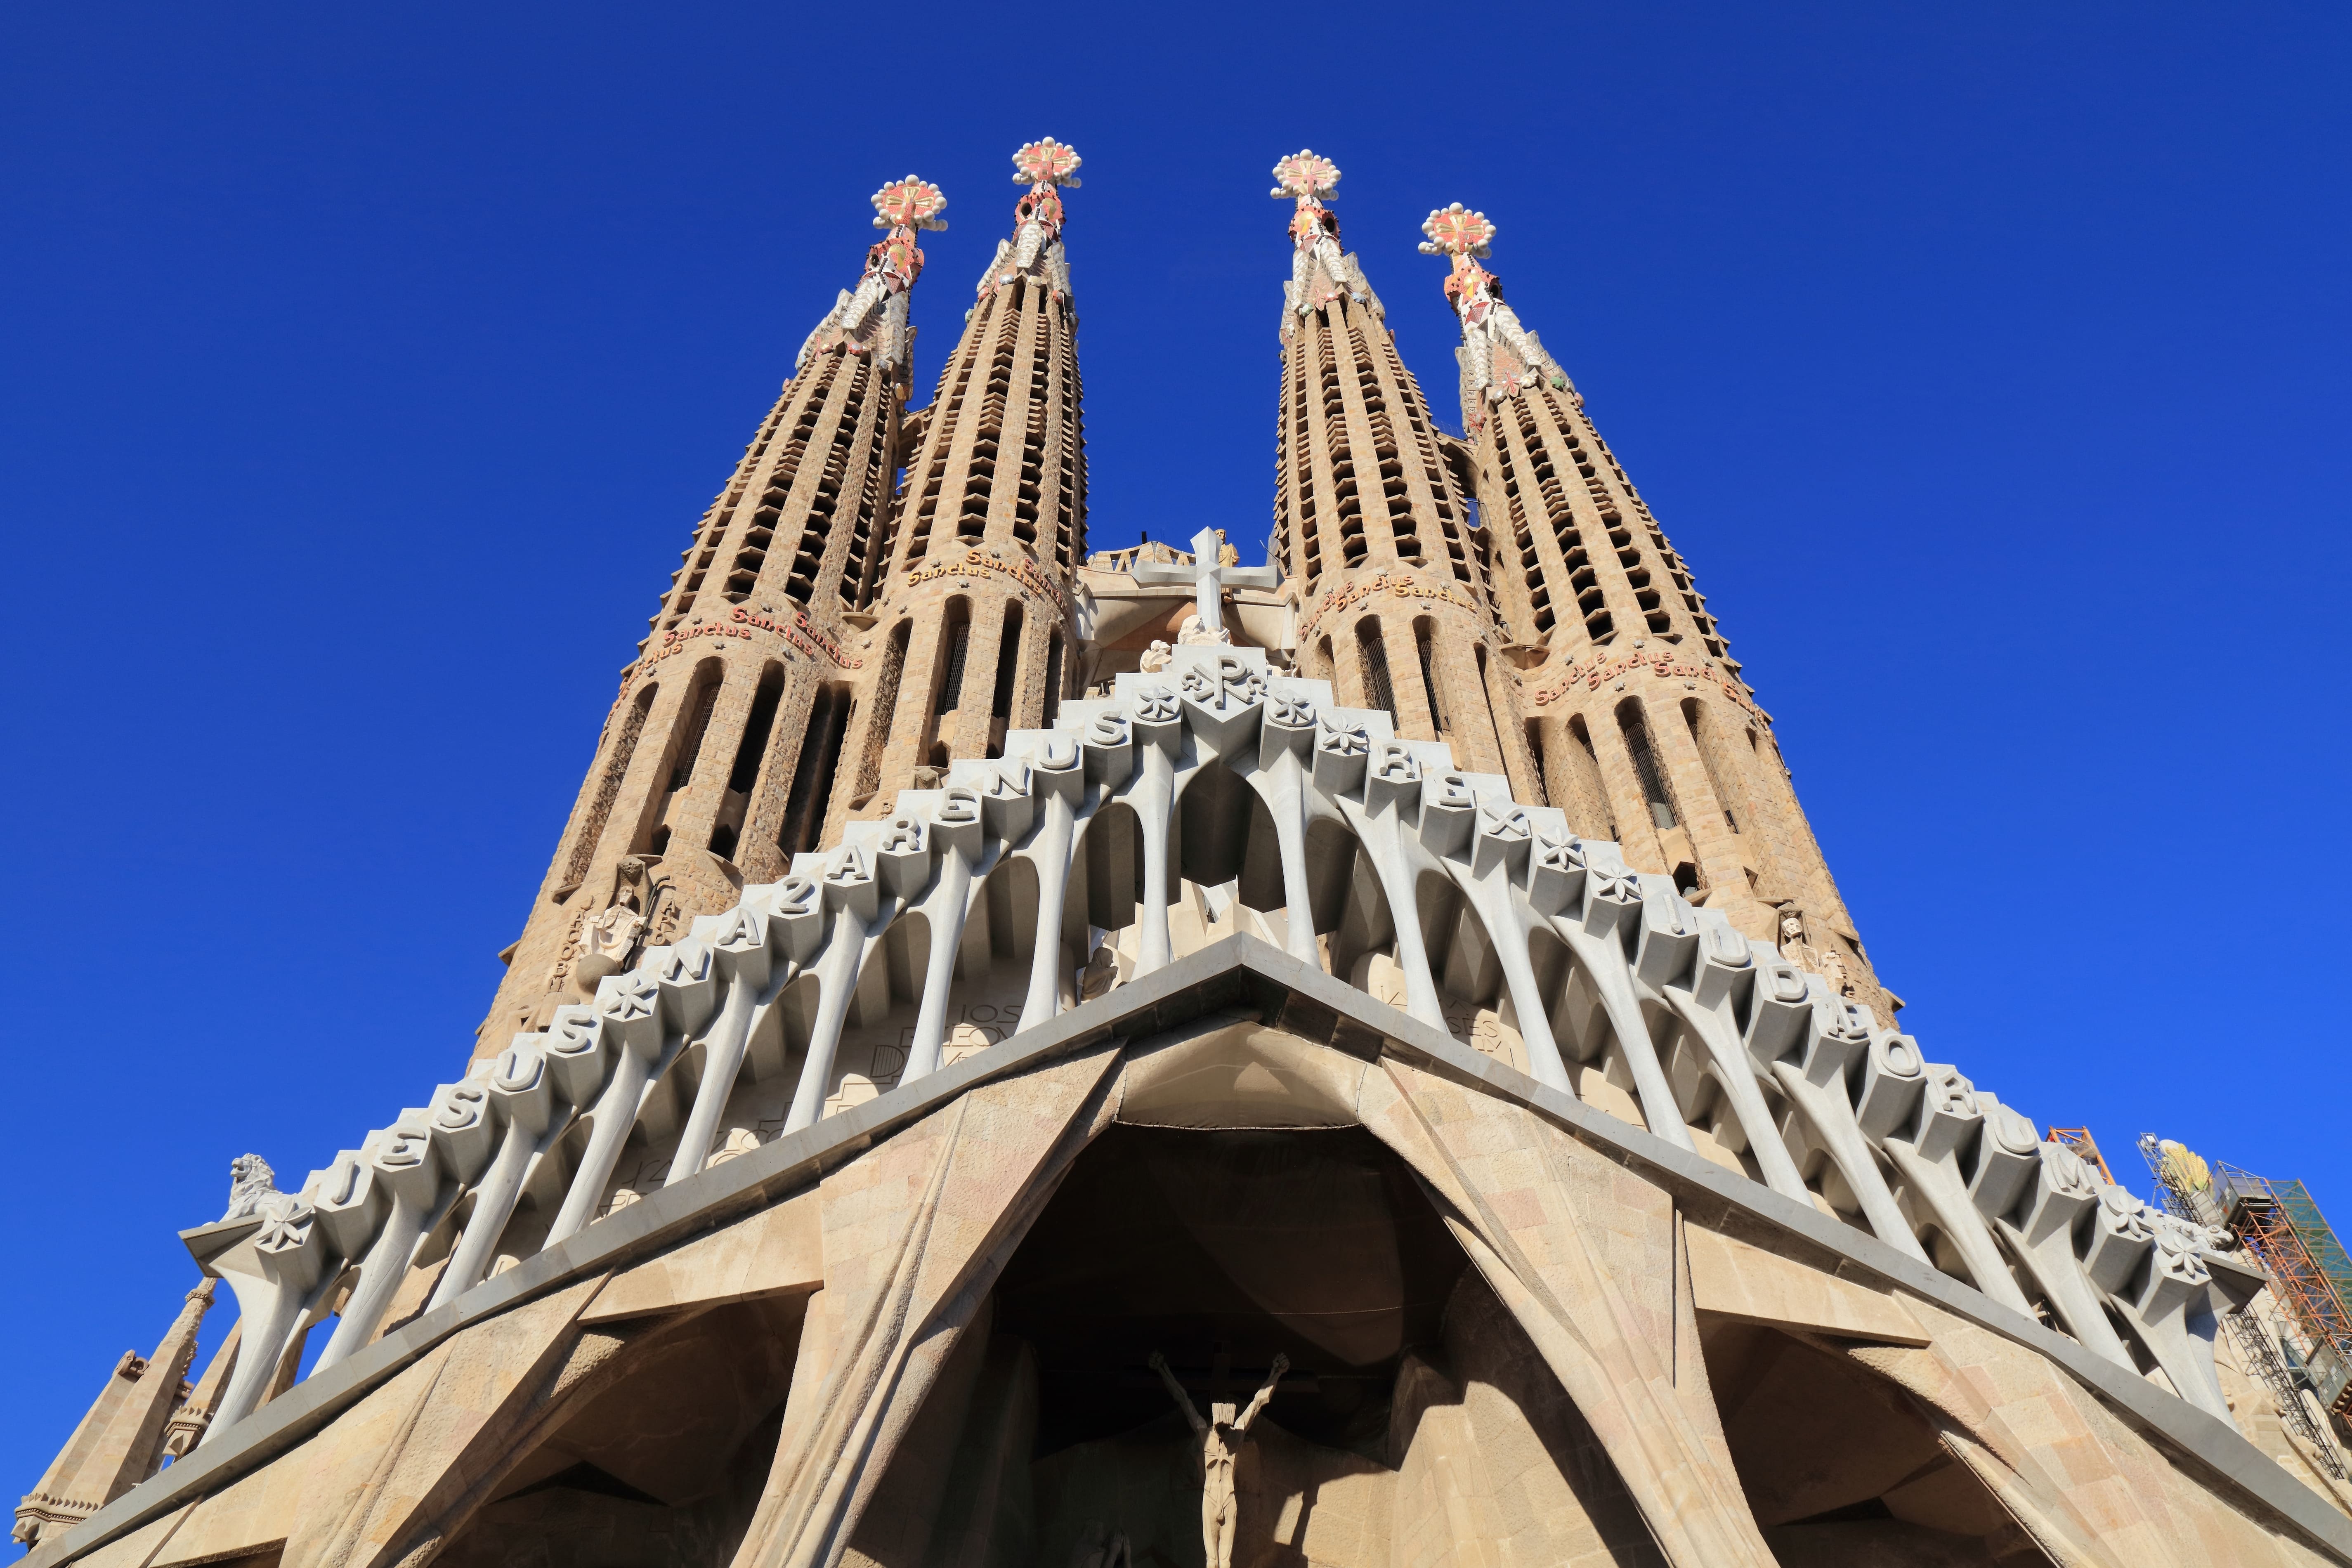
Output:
left=222, top=1154, right=278, bottom=1223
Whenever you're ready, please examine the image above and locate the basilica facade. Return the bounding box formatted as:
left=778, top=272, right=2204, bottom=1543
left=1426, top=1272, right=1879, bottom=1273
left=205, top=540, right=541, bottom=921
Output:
left=17, top=142, right=2352, bottom=1568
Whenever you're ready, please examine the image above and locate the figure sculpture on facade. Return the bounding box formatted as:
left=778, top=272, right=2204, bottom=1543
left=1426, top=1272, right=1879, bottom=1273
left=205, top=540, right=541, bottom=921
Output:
left=1150, top=1350, right=1289, bottom=1568
left=1078, top=944, right=1120, bottom=999
left=1175, top=614, right=1229, bottom=648
left=1138, top=639, right=1173, bottom=673
left=571, top=899, right=646, bottom=998
left=797, top=175, right=947, bottom=373
left=220, top=1155, right=277, bottom=1223
left=1777, top=906, right=1856, bottom=999
left=1419, top=203, right=1574, bottom=424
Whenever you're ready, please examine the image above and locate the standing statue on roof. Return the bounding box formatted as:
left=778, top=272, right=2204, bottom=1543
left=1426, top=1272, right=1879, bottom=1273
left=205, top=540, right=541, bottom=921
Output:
left=982, top=137, right=1081, bottom=301
left=797, top=174, right=949, bottom=373
left=1419, top=202, right=1575, bottom=425
left=1271, top=151, right=1379, bottom=336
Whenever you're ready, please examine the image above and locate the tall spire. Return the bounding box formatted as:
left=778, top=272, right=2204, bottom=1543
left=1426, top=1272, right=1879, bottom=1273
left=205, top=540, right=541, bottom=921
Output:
left=14, top=1282, right=214, bottom=1548
left=1425, top=203, right=1895, bottom=1019
left=1418, top=203, right=1574, bottom=426
left=1268, top=152, right=1540, bottom=797
left=797, top=173, right=948, bottom=375
left=829, top=139, right=1087, bottom=835
left=473, top=179, right=942, bottom=1048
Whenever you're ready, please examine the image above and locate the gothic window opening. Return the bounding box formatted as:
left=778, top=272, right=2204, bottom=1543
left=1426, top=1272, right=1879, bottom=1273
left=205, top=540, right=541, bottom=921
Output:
left=1617, top=698, right=1677, bottom=831
left=726, top=668, right=785, bottom=796
left=665, top=666, right=724, bottom=794
left=1415, top=618, right=1448, bottom=734
left=850, top=622, right=911, bottom=808
left=989, top=605, right=1026, bottom=756
left=779, top=684, right=852, bottom=858
left=935, top=604, right=972, bottom=717
left=1356, top=619, right=1396, bottom=726
left=561, top=682, right=656, bottom=892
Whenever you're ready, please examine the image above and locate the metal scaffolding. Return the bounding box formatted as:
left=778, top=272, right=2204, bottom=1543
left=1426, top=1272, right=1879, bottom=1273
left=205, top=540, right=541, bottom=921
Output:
left=2139, top=1134, right=2346, bottom=1477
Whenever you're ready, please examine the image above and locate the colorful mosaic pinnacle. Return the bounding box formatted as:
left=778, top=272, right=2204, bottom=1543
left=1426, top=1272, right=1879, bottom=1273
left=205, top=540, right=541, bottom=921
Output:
left=1013, top=137, right=1082, bottom=188
left=1418, top=199, right=1569, bottom=413
left=1269, top=149, right=1341, bottom=202
left=1418, top=201, right=1496, bottom=258
left=870, top=175, right=948, bottom=233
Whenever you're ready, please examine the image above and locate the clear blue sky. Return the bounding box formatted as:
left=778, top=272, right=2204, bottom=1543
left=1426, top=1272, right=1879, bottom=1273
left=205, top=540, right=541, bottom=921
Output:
left=3, top=0, right=2347, bottom=1511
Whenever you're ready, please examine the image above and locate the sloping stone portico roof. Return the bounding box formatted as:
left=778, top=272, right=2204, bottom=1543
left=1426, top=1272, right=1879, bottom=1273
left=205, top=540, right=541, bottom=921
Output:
left=35, top=936, right=2352, bottom=1568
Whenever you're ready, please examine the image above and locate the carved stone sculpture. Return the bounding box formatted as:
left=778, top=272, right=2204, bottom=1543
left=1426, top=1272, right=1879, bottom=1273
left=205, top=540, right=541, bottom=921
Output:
left=1138, top=640, right=1173, bottom=673
left=1078, top=945, right=1119, bottom=1000
left=1151, top=1350, right=1289, bottom=1568
left=1175, top=614, right=1229, bottom=648
left=1776, top=906, right=1856, bottom=999
left=220, top=1155, right=276, bottom=1223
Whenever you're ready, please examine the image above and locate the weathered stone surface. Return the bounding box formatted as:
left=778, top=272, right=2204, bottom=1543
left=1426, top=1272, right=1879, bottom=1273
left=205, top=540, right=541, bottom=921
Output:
left=584, top=1190, right=824, bottom=1325
left=1685, top=1219, right=1930, bottom=1346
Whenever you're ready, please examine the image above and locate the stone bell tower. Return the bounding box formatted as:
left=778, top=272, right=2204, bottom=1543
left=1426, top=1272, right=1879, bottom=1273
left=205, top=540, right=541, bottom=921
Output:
left=475, top=175, right=948, bottom=1050
left=1268, top=152, right=1541, bottom=803
left=821, top=137, right=1089, bottom=841
left=1420, top=201, right=1894, bottom=1018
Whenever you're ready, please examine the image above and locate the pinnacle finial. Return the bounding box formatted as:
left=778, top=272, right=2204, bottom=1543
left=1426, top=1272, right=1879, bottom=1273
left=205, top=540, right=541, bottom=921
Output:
left=1418, top=202, right=1575, bottom=416
left=1013, top=138, right=1082, bottom=189
left=871, top=175, right=949, bottom=233
left=1419, top=202, right=1495, bottom=258
left=794, top=176, right=945, bottom=372
left=1270, top=150, right=1340, bottom=203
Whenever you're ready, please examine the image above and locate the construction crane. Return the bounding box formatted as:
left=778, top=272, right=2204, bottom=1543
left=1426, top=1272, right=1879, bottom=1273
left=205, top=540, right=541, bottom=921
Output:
left=2046, top=1126, right=2117, bottom=1184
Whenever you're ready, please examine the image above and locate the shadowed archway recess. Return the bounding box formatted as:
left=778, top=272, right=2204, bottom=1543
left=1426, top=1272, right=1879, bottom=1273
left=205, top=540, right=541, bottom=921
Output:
left=995, top=1124, right=1470, bottom=1459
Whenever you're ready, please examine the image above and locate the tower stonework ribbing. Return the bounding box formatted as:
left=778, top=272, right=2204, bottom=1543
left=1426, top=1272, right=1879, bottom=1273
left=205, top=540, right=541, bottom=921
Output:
left=823, top=138, right=1086, bottom=839
left=474, top=177, right=947, bottom=1050
left=1269, top=153, right=1541, bottom=803
left=1422, top=201, right=1893, bottom=1018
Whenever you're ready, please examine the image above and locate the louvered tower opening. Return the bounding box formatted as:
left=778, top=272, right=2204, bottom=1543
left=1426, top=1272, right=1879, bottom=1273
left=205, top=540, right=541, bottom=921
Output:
left=960, top=284, right=1018, bottom=545
left=720, top=356, right=838, bottom=603
left=904, top=302, right=986, bottom=566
